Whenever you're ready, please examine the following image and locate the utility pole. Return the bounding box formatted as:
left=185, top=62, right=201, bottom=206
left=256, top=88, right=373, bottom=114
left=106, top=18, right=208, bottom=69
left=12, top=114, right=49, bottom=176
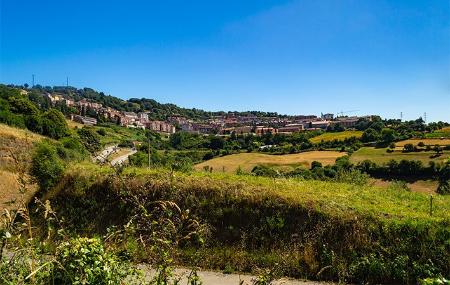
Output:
left=400, top=112, right=403, bottom=122
left=32, top=74, right=35, bottom=87
left=424, top=112, right=427, bottom=124
left=66, top=77, right=69, bottom=87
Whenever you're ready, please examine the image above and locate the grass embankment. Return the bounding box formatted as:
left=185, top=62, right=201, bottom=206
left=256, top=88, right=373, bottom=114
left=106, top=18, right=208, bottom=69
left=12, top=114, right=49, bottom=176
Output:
left=309, top=130, right=363, bottom=144
left=351, top=147, right=450, bottom=164
left=66, top=120, right=147, bottom=146
left=43, top=163, right=450, bottom=283
left=0, top=124, right=41, bottom=209
left=194, top=151, right=346, bottom=173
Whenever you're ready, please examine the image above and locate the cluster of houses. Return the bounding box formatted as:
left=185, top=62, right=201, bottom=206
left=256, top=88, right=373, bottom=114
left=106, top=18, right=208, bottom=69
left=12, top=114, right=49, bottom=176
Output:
left=47, top=94, right=176, bottom=134
left=47, top=93, right=372, bottom=136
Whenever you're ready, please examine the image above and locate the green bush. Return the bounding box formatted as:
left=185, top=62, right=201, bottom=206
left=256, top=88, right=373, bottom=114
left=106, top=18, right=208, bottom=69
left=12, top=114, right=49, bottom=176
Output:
left=77, top=127, right=101, bottom=153
left=53, top=237, right=137, bottom=285
left=31, top=141, right=65, bottom=191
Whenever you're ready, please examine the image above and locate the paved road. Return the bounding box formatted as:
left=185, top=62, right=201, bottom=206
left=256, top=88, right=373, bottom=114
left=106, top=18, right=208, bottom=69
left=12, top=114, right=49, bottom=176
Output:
left=93, top=145, right=118, bottom=163
left=137, top=266, right=335, bottom=285
left=110, top=149, right=137, bottom=166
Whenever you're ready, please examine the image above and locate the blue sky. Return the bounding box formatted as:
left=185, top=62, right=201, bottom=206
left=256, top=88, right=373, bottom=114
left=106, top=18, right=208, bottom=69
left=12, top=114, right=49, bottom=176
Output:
left=1, top=0, right=449, bottom=121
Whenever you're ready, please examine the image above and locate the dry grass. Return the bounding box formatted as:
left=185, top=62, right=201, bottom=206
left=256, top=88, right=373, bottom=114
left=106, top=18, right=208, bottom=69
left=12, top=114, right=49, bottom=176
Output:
left=195, top=151, right=346, bottom=173
left=0, top=123, right=45, bottom=142
left=66, top=119, right=84, bottom=129
left=371, top=179, right=438, bottom=194
left=0, top=170, right=37, bottom=211
left=0, top=124, right=41, bottom=210
left=309, top=130, right=363, bottom=143
left=395, top=138, right=450, bottom=147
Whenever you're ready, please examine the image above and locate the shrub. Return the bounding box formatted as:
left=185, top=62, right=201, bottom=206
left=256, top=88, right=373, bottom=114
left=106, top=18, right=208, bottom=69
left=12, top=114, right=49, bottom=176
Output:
left=96, top=128, right=107, bottom=136
left=31, top=141, right=64, bottom=191
left=53, top=237, right=137, bottom=284
left=310, top=161, right=322, bottom=170
left=403, top=143, right=415, bottom=153
left=77, top=127, right=101, bottom=153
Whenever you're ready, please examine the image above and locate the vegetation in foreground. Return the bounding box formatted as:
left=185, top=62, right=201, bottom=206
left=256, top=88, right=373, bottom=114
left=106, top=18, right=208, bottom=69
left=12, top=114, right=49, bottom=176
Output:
left=20, top=162, right=448, bottom=284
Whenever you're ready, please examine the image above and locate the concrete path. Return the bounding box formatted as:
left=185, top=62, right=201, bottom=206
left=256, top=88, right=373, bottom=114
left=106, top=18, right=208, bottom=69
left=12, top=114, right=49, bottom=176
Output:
left=93, top=144, right=118, bottom=163
left=137, top=266, right=335, bottom=285
left=110, top=149, right=137, bottom=166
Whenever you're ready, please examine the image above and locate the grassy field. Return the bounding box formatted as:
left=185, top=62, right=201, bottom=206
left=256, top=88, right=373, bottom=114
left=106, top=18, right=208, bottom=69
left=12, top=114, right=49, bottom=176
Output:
left=194, top=151, right=346, bottom=173
left=309, top=130, right=362, bottom=143
left=350, top=147, right=450, bottom=164
left=395, top=138, right=450, bottom=148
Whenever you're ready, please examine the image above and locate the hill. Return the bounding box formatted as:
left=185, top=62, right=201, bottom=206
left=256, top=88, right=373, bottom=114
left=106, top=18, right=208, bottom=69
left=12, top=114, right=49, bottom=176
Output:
left=10, top=84, right=284, bottom=121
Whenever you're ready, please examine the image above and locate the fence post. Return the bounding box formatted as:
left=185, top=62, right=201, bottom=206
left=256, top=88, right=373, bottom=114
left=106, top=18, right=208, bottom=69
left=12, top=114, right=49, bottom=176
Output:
left=429, top=195, right=433, bottom=217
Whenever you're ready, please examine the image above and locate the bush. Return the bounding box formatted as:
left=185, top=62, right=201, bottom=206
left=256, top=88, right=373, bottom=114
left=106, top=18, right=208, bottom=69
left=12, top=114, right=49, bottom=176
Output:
left=77, top=127, right=101, bottom=153
left=310, top=161, right=322, bottom=170
left=96, top=128, right=107, bottom=136
left=53, top=237, right=137, bottom=284
left=31, top=141, right=65, bottom=191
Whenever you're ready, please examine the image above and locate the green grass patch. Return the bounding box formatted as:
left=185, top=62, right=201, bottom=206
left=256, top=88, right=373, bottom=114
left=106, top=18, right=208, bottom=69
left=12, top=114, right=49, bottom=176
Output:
left=351, top=147, right=450, bottom=165
left=309, top=130, right=363, bottom=144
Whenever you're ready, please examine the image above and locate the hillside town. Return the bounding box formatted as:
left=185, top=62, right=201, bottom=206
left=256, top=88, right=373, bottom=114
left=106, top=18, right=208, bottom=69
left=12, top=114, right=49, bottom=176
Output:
left=46, top=92, right=373, bottom=136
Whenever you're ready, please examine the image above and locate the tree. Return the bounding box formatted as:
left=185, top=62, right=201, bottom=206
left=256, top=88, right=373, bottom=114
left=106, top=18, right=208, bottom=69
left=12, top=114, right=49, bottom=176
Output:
left=209, top=136, right=225, bottom=150
left=403, top=143, right=414, bottom=153
left=361, top=128, right=380, bottom=143
left=381, top=128, right=396, bottom=143
left=41, top=109, right=69, bottom=139
left=437, top=163, right=450, bottom=195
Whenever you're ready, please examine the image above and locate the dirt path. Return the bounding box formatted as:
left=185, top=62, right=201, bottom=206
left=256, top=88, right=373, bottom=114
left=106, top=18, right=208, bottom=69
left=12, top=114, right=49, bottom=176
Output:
left=137, top=266, right=335, bottom=285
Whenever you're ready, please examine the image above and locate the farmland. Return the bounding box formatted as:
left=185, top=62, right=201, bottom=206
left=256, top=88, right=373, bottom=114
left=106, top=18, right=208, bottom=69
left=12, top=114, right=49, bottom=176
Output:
left=395, top=138, right=450, bottom=148
left=195, top=151, right=346, bottom=173
left=309, top=130, right=362, bottom=143
left=350, top=146, right=450, bottom=164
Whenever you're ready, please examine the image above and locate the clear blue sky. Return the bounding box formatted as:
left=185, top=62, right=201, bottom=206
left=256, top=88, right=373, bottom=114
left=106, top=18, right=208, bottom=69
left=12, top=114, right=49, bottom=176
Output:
left=1, top=0, right=449, bottom=121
